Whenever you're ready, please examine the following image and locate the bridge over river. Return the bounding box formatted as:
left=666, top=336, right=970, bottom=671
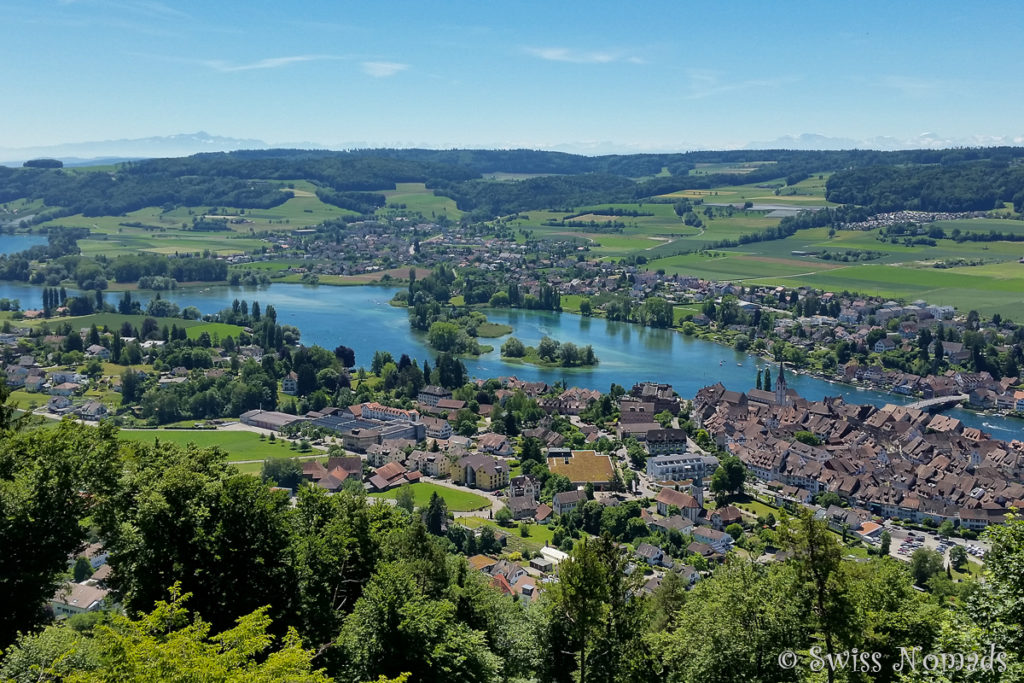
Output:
left=903, top=394, right=969, bottom=412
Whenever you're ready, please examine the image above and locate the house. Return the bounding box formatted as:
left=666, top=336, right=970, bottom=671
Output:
left=51, top=582, right=110, bottom=618
left=645, top=428, right=689, bottom=455
left=692, top=527, right=734, bottom=554
left=539, top=546, right=569, bottom=566
left=86, top=344, right=111, bottom=360
left=478, top=432, right=514, bottom=456
left=368, top=461, right=419, bottom=491
left=508, top=496, right=538, bottom=520
left=553, top=489, right=587, bottom=516
left=407, top=449, right=444, bottom=477
left=646, top=453, right=711, bottom=484
left=509, top=474, right=541, bottom=500
left=873, top=337, right=897, bottom=353
left=282, top=371, right=298, bottom=395
left=451, top=453, right=509, bottom=490
left=710, top=506, right=743, bottom=530
left=468, top=554, right=498, bottom=573
left=358, top=402, right=420, bottom=423
left=535, top=503, right=553, bottom=524
left=76, top=400, right=109, bottom=421
left=676, top=565, right=701, bottom=587
left=635, top=542, right=666, bottom=566
left=422, top=416, right=453, bottom=440
left=366, top=443, right=405, bottom=468
left=417, top=385, right=452, bottom=407
left=50, top=382, right=81, bottom=397
left=649, top=514, right=694, bottom=536
left=655, top=487, right=701, bottom=521
left=488, top=558, right=527, bottom=586
left=435, top=398, right=467, bottom=413
left=530, top=556, right=554, bottom=573
left=23, top=374, right=46, bottom=392
left=46, top=395, right=73, bottom=414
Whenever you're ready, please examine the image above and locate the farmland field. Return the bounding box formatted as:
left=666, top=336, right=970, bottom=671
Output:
left=380, top=182, right=463, bottom=220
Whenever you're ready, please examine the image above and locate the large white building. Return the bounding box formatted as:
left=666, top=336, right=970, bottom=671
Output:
left=646, top=453, right=715, bottom=484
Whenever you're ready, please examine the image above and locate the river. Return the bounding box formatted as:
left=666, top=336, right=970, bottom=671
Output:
left=1, top=280, right=1019, bottom=437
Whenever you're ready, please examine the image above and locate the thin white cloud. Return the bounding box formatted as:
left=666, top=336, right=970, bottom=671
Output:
left=524, top=46, right=639, bottom=64
left=202, top=55, right=342, bottom=73
left=685, top=68, right=797, bottom=99
left=876, top=75, right=944, bottom=96
left=361, top=61, right=408, bottom=77
left=57, top=0, right=189, bottom=19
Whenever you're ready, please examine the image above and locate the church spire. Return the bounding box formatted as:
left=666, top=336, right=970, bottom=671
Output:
left=775, top=362, right=788, bottom=405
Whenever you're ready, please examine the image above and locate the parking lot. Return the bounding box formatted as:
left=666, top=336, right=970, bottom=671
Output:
left=884, top=525, right=988, bottom=567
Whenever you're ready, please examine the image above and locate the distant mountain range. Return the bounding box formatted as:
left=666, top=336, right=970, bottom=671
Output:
left=742, top=132, right=1024, bottom=151
left=2, top=131, right=1023, bottom=166
left=0, top=132, right=273, bottom=166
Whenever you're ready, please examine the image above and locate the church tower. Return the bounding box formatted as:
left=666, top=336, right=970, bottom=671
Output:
left=775, top=362, right=788, bottom=406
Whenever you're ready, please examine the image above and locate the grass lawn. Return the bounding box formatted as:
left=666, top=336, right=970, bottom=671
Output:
left=457, top=516, right=557, bottom=553
left=118, top=429, right=302, bottom=461
left=369, top=482, right=491, bottom=512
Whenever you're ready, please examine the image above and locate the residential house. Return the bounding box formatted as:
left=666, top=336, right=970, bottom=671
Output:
left=552, top=489, right=587, bottom=516
left=366, top=443, right=405, bottom=468
left=417, top=385, right=452, bottom=407
left=422, top=416, right=453, bottom=440
left=282, top=371, right=298, bottom=395
left=478, top=432, right=514, bottom=456
left=508, top=496, right=538, bottom=520
left=51, top=582, right=110, bottom=618
left=692, top=527, right=734, bottom=554
left=635, top=543, right=666, bottom=567
left=76, top=400, right=108, bottom=421
left=509, top=474, right=541, bottom=500
left=451, top=453, right=509, bottom=490
left=645, top=428, right=689, bottom=455
left=710, top=506, right=743, bottom=530
left=86, top=344, right=111, bottom=360
left=368, top=461, right=420, bottom=491
left=655, top=487, right=701, bottom=522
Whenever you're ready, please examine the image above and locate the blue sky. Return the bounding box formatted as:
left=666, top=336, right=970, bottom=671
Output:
left=2, top=0, right=1023, bottom=151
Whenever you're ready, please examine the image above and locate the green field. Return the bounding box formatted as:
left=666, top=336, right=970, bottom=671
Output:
left=457, top=516, right=557, bottom=552
left=369, top=481, right=490, bottom=512
left=28, top=312, right=245, bottom=340
left=118, top=428, right=305, bottom=462
left=380, top=182, right=463, bottom=220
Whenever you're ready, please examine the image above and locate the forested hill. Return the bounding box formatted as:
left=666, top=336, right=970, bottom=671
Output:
left=3, top=146, right=1024, bottom=220
left=826, top=161, right=1024, bottom=212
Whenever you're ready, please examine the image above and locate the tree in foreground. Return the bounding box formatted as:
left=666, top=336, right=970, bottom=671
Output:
left=0, top=584, right=329, bottom=683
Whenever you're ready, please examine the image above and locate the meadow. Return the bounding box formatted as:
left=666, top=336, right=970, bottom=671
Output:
left=118, top=428, right=304, bottom=462
left=27, top=312, right=245, bottom=340
left=368, top=482, right=491, bottom=512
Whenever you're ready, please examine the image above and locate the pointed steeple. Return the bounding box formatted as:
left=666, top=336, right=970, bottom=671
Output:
left=775, top=362, right=788, bottom=406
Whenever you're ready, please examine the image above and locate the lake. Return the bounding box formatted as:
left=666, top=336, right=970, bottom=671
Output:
left=0, top=234, right=47, bottom=256
left=1, top=279, right=1019, bottom=437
